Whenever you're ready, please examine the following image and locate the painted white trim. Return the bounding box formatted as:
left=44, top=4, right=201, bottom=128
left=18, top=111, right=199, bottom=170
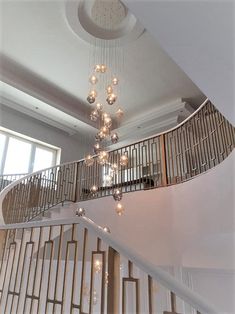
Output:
left=0, top=215, right=218, bottom=314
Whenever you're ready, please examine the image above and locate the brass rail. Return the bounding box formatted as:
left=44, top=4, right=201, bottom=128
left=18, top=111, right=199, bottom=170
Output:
left=1, top=100, right=234, bottom=224
left=0, top=217, right=217, bottom=314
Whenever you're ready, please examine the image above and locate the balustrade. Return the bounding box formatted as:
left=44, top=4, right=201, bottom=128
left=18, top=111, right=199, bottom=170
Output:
left=0, top=99, right=234, bottom=224
left=0, top=217, right=217, bottom=314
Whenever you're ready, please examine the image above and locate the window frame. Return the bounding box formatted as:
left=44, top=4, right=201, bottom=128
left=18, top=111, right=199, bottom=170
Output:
left=0, top=129, right=59, bottom=175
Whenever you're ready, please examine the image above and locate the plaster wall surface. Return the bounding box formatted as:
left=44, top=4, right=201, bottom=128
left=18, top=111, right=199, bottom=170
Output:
left=0, top=104, right=90, bottom=164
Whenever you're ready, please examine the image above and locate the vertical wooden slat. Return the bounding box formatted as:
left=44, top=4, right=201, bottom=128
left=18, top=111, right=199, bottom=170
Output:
left=160, top=134, right=168, bottom=186
left=107, top=247, right=120, bottom=314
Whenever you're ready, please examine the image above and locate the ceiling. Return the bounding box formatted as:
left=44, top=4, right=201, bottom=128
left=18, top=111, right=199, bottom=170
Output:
left=124, top=0, right=235, bottom=125
left=0, top=0, right=205, bottom=148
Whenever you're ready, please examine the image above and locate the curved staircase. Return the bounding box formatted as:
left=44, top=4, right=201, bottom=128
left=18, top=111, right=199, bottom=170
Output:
left=0, top=99, right=234, bottom=314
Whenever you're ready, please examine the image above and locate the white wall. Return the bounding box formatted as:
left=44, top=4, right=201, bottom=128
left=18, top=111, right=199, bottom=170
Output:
left=50, top=151, right=235, bottom=270
left=0, top=104, right=91, bottom=163
left=184, top=268, right=235, bottom=314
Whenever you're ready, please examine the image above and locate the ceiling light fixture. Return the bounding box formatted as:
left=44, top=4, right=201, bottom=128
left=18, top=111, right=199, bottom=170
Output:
left=83, top=0, right=128, bottom=215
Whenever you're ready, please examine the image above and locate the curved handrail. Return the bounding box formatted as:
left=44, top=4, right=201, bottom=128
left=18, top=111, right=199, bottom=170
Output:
left=0, top=215, right=218, bottom=313
left=0, top=98, right=234, bottom=224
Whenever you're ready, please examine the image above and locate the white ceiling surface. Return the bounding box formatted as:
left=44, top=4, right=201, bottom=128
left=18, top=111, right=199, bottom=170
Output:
left=0, top=0, right=205, bottom=145
left=124, top=0, right=235, bottom=125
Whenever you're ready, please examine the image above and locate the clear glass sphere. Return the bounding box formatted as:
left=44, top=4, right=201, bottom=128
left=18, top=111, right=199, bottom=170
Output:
left=103, top=226, right=110, bottom=233
left=97, top=150, right=109, bottom=165
left=90, top=109, right=99, bottom=121
left=90, top=185, right=98, bottom=196
left=106, top=85, right=113, bottom=94
left=93, top=142, right=101, bottom=154
left=95, top=132, right=102, bottom=142
left=104, top=117, right=112, bottom=128
left=100, top=64, right=107, bottom=73
left=113, top=188, right=122, bottom=201
left=96, top=103, right=103, bottom=112
left=100, top=126, right=109, bottom=136
left=120, top=154, right=128, bottom=166
left=96, top=131, right=106, bottom=142
left=111, top=132, right=119, bottom=144
left=87, top=95, right=95, bottom=104
left=90, top=90, right=97, bottom=98
left=84, top=154, right=94, bottom=166
left=102, top=112, right=110, bottom=120
left=104, top=174, right=113, bottom=186
left=89, top=75, right=98, bottom=84
left=76, top=207, right=85, bottom=216
left=116, top=108, right=124, bottom=119
left=115, top=202, right=124, bottom=216
left=106, top=94, right=117, bottom=105
left=94, top=64, right=101, bottom=72
left=112, top=77, right=119, bottom=85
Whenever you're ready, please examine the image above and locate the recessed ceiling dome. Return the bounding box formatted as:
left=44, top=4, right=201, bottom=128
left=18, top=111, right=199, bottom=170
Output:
left=91, top=0, right=127, bottom=30
left=65, top=0, right=145, bottom=46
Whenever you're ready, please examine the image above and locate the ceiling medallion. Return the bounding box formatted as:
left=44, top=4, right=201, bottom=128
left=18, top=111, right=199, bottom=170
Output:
left=65, top=0, right=145, bottom=46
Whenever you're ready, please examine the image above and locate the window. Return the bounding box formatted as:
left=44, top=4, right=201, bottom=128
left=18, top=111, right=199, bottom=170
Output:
left=0, top=128, right=60, bottom=175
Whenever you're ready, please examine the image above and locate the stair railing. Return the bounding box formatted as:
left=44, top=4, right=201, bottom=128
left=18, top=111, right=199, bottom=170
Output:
left=0, top=98, right=234, bottom=224
left=0, top=216, right=218, bottom=314
left=0, top=173, right=28, bottom=192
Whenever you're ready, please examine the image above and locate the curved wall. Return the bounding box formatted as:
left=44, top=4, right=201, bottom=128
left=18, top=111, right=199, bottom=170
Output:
left=81, top=151, right=235, bottom=270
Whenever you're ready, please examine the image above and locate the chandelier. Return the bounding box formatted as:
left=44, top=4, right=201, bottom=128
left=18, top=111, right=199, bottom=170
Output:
left=83, top=1, right=129, bottom=215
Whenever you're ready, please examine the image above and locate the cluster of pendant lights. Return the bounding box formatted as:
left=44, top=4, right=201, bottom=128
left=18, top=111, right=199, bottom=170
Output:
left=85, top=64, right=128, bottom=216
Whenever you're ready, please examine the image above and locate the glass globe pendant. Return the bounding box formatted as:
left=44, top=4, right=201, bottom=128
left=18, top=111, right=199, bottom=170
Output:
left=89, top=75, right=98, bottom=84
left=95, top=131, right=106, bottom=142
left=90, top=90, right=97, bottom=98
left=100, top=126, right=109, bottom=136
left=90, top=109, right=99, bottom=121
left=112, top=77, right=118, bottom=85
left=116, top=108, right=124, bottom=119
left=104, top=174, right=113, bottom=186
left=90, top=185, right=98, bottom=196
left=111, top=133, right=119, bottom=144
left=100, top=64, right=107, bottom=73
left=84, top=154, right=94, bottom=166
left=97, top=150, right=109, bottom=165
left=113, top=188, right=122, bottom=201
left=94, top=64, right=101, bottom=72
left=115, top=202, right=124, bottom=216
left=120, top=154, right=128, bottom=166
left=87, top=94, right=95, bottom=104
left=106, top=94, right=117, bottom=105
left=93, top=142, right=101, bottom=154
left=106, top=85, right=113, bottom=94
left=96, top=103, right=103, bottom=112
left=104, top=116, right=112, bottom=128
left=102, top=112, right=110, bottom=123
left=76, top=207, right=85, bottom=217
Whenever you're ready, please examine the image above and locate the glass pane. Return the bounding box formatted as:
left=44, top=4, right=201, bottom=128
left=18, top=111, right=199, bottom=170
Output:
left=33, top=147, right=54, bottom=172
left=0, top=133, right=6, bottom=170
left=4, top=137, right=32, bottom=174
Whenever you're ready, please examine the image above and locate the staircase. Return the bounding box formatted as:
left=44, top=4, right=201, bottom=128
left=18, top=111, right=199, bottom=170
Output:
left=0, top=217, right=217, bottom=314
left=0, top=99, right=234, bottom=313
